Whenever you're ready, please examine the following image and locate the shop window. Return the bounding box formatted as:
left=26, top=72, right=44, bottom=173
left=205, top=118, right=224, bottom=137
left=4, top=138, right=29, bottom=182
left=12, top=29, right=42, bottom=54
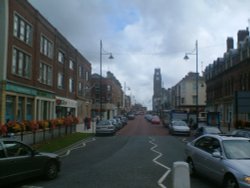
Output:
left=26, top=98, right=33, bottom=120
left=6, top=96, right=15, bottom=122
left=17, top=97, right=24, bottom=121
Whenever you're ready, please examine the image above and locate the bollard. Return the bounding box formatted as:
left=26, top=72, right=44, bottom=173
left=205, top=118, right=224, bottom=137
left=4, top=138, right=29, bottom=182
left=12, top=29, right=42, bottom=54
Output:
left=172, top=161, right=190, bottom=188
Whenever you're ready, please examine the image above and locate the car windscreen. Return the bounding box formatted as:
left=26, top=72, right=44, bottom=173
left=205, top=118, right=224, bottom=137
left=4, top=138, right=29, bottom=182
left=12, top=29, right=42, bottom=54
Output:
left=205, top=127, right=221, bottom=134
left=223, top=140, right=250, bottom=159
left=173, top=121, right=186, bottom=126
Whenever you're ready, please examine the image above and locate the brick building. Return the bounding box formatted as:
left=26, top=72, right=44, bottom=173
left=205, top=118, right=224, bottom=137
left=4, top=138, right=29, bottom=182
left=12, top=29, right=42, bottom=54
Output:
left=91, top=71, right=123, bottom=119
left=205, top=28, right=250, bottom=127
left=0, top=0, right=91, bottom=124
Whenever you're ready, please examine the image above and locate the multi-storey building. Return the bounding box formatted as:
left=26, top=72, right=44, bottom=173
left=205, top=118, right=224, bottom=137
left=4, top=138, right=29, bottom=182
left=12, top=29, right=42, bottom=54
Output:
left=204, top=28, right=250, bottom=127
left=173, top=72, right=206, bottom=112
left=0, top=0, right=91, bottom=124
left=90, top=71, right=123, bottom=119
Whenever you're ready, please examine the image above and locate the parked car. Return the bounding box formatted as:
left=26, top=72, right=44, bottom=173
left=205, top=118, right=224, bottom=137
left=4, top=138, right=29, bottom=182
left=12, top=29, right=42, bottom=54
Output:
left=169, top=120, right=190, bottom=136
left=230, top=129, right=250, bottom=138
left=127, top=113, right=135, bottom=120
left=120, top=116, right=128, bottom=126
left=144, top=114, right=153, bottom=122
left=194, top=126, right=222, bottom=138
left=110, top=118, right=123, bottom=130
left=151, top=115, right=161, bottom=124
left=0, top=138, right=61, bottom=186
left=185, top=134, right=250, bottom=188
left=95, top=120, right=116, bottom=135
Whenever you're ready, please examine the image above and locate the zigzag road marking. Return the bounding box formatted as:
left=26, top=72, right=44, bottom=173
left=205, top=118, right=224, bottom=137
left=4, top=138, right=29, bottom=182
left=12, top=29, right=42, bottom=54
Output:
left=149, top=137, right=171, bottom=188
left=60, top=137, right=96, bottom=158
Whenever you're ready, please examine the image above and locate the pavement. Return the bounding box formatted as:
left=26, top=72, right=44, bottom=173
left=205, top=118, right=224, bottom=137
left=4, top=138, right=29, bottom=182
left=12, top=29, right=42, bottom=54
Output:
left=76, top=122, right=96, bottom=134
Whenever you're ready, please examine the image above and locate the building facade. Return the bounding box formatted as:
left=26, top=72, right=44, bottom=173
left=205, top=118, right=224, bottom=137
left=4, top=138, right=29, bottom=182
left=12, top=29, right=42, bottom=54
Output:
left=204, top=28, right=250, bottom=127
left=90, top=71, right=123, bottom=120
left=0, top=0, right=91, bottom=124
left=174, top=72, right=206, bottom=112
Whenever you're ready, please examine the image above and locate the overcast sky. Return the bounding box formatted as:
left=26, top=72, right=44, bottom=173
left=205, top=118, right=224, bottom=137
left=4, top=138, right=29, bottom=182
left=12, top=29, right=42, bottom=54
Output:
left=29, top=0, right=250, bottom=109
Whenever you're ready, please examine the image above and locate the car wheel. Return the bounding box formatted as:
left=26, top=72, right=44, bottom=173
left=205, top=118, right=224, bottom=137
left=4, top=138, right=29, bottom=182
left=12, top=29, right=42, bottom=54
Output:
left=44, top=161, right=58, bottom=180
left=187, top=158, right=196, bottom=176
left=223, top=174, right=239, bottom=188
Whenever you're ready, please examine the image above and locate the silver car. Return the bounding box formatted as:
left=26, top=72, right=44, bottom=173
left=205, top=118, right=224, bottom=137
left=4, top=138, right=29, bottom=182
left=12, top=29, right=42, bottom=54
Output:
left=169, top=120, right=190, bottom=136
left=185, top=134, right=250, bottom=188
left=96, top=120, right=116, bottom=135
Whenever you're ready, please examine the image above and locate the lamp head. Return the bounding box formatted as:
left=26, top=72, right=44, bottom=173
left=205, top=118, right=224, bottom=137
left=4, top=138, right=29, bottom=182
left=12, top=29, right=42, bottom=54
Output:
left=184, top=54, right=189, bottom=60
left=109, top=53, right=114, bottom=59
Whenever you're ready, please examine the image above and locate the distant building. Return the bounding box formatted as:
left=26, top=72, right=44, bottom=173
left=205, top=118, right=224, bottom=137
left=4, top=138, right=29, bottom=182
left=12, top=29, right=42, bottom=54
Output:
left=90, top=71, right=123, bottom=119
left=152, top=68, right=162, bottom=113
left=173, top=72, right=206, bottom=113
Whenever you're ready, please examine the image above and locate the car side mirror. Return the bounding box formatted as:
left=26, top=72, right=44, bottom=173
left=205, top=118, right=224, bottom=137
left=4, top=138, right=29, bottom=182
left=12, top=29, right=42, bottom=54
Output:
left=31, top=149, right=39, bottom=156
left=212, top=151, right=223, bottom=159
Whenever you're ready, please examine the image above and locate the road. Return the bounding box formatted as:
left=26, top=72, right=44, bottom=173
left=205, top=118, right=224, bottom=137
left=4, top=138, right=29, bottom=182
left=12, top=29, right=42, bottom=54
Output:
left=17, top=115, right=219, bottom=188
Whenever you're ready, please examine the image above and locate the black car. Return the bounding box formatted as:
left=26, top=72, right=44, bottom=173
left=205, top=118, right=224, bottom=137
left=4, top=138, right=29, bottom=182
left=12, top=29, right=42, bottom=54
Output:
left=0, top=138, right=61, bottom=186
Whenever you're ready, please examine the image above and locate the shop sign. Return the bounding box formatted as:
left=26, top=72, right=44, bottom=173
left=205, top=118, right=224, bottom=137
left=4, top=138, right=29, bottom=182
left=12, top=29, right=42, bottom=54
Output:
left=6, top=83, right=36, bottom=95
left=56, top=99, right=67, bottom=106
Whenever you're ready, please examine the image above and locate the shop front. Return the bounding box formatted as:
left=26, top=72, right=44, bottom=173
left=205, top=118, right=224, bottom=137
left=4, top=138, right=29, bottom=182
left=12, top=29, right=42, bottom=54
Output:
left=5, top=82, right=55, bottom=123
left=55, top=96, right=77, bottom=118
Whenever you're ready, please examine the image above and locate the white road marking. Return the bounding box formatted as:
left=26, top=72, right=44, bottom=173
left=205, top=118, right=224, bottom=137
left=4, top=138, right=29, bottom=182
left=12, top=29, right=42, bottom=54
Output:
left=149, top=137, right=171, bottom=188
left=60, top=137, right=96, bottom=157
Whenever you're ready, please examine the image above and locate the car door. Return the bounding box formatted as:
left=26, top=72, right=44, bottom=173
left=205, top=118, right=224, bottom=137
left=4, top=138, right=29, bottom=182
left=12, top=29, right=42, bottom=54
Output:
left=202, top=138, right=225, bottom=182
left=192, top=136, right=215, bottom=176
left=0, top=141, right=11, bottom=183
left=3, top=141, right=42, bottom=180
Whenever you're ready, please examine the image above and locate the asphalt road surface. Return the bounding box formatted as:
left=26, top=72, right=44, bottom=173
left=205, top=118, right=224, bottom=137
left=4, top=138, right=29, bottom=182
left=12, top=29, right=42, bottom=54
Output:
left=15, top=115, right=219, bottom=188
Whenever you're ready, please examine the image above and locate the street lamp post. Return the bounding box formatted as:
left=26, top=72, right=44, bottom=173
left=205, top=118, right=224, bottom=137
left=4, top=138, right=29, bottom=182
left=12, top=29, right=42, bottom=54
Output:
left=100, top=40, right=113, bottom=120
left=184, top=40, right=199, bottom=127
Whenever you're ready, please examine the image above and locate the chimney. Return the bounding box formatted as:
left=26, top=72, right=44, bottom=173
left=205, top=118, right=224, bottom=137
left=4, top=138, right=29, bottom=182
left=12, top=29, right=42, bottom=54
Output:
left=237, top=28, right=249, bottom=48
left=226, top=37, right=234, bottom=52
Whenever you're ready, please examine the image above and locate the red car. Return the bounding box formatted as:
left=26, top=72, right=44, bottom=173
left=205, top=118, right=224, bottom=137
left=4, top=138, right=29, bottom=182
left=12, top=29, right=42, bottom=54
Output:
left=151, top=115, right=161, bottom=124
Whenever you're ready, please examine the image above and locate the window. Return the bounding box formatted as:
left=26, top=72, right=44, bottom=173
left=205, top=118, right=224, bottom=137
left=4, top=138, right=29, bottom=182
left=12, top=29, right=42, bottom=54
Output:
left=192, top=95, right=197, bottom=105
left=69, top=78, right=74, bottom=93
left=57, top=72, right=64, bottom=89
left=69, top=60, right=74, bottom=70
left=40, top=35, right=53, bottom=58
left=195, top=137, right=221, bottom=154
left=79, top=65, right=84, bottom=79
left=4, top=141, right=31, bottom=157
left=86, top=71, right=89, bottom=81
left=181, top=97, right=185, bottom=104
left=107, top=85, right=111, bottom=91
left=58, top=51, right=64, bottom=64
left=26, top=98, right=33, bottom=120
left=39, top=62, right=52, bottom=86
left=12, top=48, right=31, bottom=79
left=78, top=82, right=83, bottom=95
left=13, top=13, right=32, bottom=45
left=192, top=82, right=197, bottom=91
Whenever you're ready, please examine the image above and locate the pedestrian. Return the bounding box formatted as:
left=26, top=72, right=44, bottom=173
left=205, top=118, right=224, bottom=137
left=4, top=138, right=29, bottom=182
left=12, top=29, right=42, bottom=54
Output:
left=84, top=117, right=89, bottom=130
left=87, top=117, right=91, bottom=129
